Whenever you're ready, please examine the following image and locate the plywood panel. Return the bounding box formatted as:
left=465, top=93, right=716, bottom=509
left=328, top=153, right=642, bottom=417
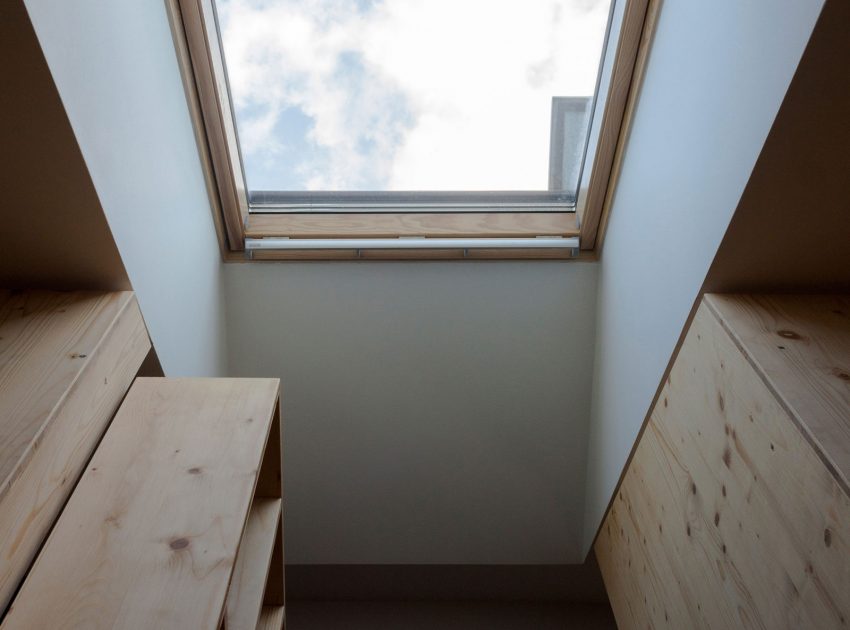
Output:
left=706, top=294, right=850, bottom=493
left=225, top=499, right=281, bottom=630
left=596, top=299, right=850, bottom=629
left=2, top=377, right=280, bottom=630
left=255, top=606, right=285, bottom=630
left=246, top=212, right=579, bottom=239
left=253, top=406, right=285, bottom=611
left=0, top=290, right=149, bottom=613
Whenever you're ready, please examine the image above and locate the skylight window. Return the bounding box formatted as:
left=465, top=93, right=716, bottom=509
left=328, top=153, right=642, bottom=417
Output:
left=213, top=0, right=613, bottom=210
left=172, top=0, right=654, bottom=256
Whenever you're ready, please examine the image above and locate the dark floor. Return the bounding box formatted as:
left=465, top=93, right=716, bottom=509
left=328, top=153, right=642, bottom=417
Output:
left=286, top=600, right=617, bottom=629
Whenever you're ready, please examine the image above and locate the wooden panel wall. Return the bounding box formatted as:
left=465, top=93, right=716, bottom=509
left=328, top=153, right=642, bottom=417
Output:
left=595, top=299, right=850, bottom=629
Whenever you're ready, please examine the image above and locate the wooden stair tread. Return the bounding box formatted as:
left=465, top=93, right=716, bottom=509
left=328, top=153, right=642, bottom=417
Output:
left=255, top=606, right=285, bottom=630
left=225, top=498, right=282, bottom=629
left=0, top=290, right=137, bottom=490
left=706, top=294, right=850, bottom=493
left=0, top=289, right=150, bottom=613
left=2, top=377, right=280, bottom=630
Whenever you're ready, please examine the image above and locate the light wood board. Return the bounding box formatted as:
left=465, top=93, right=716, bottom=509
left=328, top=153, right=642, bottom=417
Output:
left=2, top=377, right=280, bottom=630
left=246, top=212, right=579, bottom=239
left=256, top=606, right=285, bottom=630
left=253, top=406, right=285, bottom=611
left=225, top=498, right=281, bottom=629
left=596, top=297, right=850, bottom=629
left=579, top=0, right=658, bottom=250
left=173, top=0, right=248, bottom=251
left=250, top=247, right=577, bottom=261
left=0, top=290, right=149, bottom=613
left=706, top=294, right=850, bottom=494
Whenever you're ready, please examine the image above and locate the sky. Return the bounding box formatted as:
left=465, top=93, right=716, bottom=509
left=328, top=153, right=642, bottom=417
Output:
left=214, top=0, right=612, bottom=192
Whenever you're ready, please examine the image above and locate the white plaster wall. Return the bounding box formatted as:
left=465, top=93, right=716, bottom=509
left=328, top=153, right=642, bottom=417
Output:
left=24, top=0, right=228, bottom=376
left=582, top=0, right=825, bottom=552
left=225, top=261, right=598, bottom=564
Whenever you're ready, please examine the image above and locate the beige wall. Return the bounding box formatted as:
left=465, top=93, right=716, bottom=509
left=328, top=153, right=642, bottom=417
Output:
left=705, top=0, right=850, bottom=293
left=0, top=1, right=129, bottom=291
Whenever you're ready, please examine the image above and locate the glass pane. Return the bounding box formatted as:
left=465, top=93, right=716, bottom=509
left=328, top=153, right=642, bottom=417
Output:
left=214, top=0, right=613, bottom=196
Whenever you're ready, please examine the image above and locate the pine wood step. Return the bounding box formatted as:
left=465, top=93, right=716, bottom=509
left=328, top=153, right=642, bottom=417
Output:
left=1, top=377, right=282, bottom=630
left=0, top=290, right=150, bottom=614
left=256, top=606, right=285, bottom=630
left=705, top=294, right=850, bottom=493
left=225, top=498, right=282, bottom=629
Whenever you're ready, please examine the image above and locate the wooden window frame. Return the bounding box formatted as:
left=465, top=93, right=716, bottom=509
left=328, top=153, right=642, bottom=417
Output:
left=166, top=0, right=660, bottom=261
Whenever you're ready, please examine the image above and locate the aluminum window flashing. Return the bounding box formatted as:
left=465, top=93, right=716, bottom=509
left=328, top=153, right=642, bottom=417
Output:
left=248, top=190, right=576, bottom=213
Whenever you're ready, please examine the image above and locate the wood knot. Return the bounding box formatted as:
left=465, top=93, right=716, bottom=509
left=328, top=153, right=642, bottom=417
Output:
left=777, top=329, right=801, bottom=340
left=169, top=537, right=190, bottom=550
left=714, top=512, right=720, bottom=526
left=717, top=392, right=725, bottom=412
left=722, top=447, right=732, bottom=467
left=831, top=368, right=850, bottom=382
left=70, top=352, right=88, bottom=359
left=824, top=528, right=832, bottom=548
left=187, top=467, right=202, bottom=475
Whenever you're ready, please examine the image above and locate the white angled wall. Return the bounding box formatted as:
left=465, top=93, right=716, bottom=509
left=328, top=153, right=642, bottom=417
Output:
left=582, top=0, right=825, bottom=552
left=226, top=261, right=598, bottom=564
left=24, top=0, right=229, bottom=376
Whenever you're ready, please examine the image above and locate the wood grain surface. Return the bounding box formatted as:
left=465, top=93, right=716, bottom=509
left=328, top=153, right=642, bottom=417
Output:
left=2, top=377, right=280, bottom=630
left=0, top=290, right=149, bottom=613
left=596, top=297, right=850, bottom=629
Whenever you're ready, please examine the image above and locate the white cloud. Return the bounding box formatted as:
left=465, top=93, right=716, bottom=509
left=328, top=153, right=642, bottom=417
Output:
left=216, top=0, right=611, bottom=190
